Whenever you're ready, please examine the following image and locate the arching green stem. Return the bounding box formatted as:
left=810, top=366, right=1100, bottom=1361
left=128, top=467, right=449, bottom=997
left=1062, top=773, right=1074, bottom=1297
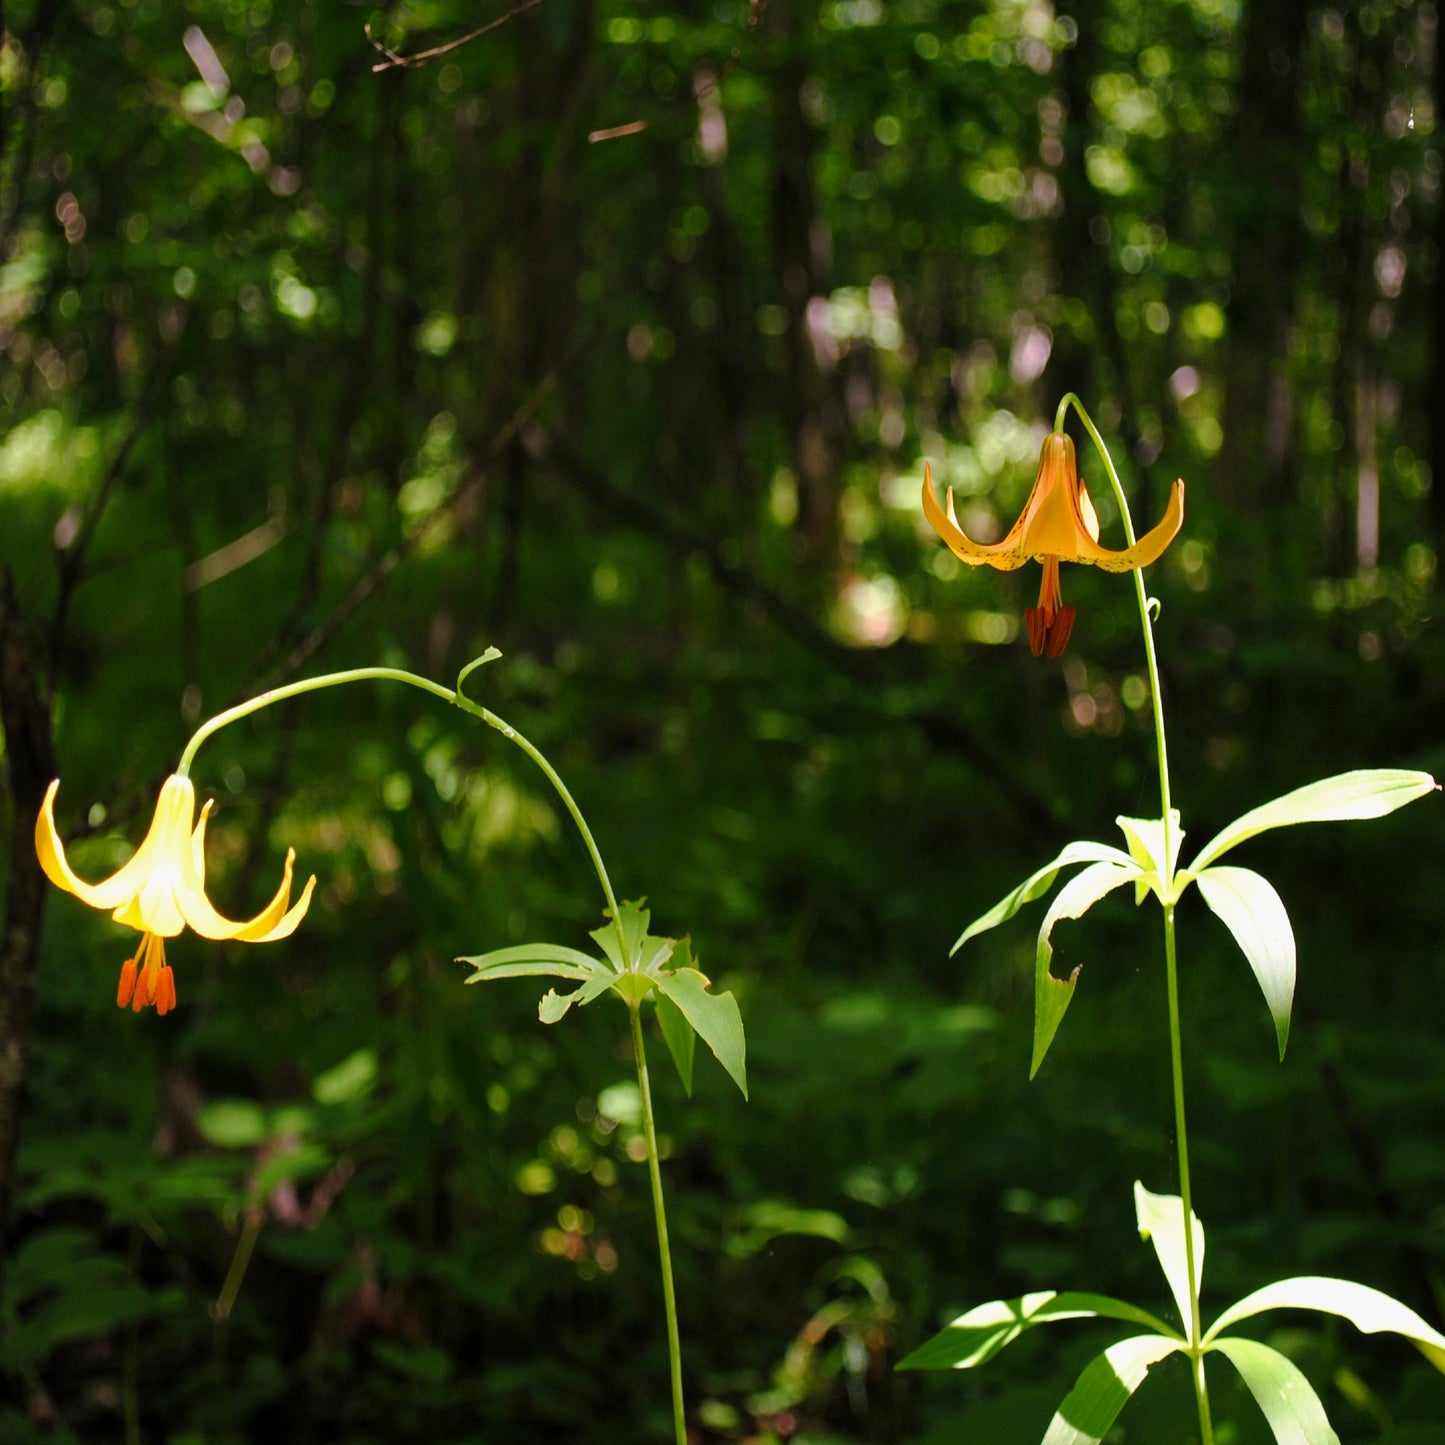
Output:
left=1165, top=903, right=1213, bottom=1444
left=1055, top=397, right=1213, bottom=1444
left=1053, top=397, right=1173, bottom=846
left=179, top=662, right=690, bottom=1437
left=178, top=665, right=628, bottom=966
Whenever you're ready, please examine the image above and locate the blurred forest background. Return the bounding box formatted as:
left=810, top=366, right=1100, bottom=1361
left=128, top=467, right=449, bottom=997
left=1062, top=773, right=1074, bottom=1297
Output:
left=2, top=0, right=1444, bottom=1440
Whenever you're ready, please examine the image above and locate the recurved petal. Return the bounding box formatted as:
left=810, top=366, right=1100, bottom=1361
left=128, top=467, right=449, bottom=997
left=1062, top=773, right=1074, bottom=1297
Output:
left=921, top=463, right=1030, bottom=569
left=177, top=822, right=316, bottom=941
left=226, top=846, right=305, bottom=940
left=170, top=794, right=277, bottom=939
left=242, top=863, right=317, bottom=942
left=191, top=800, right=213, bottom=888
left=1087, top=480, right=1186, bottom=573
left=36, top=778, right=175, bottom=912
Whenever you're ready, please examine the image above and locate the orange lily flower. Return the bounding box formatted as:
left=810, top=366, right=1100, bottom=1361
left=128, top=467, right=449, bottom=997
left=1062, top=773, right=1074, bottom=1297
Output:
left=36, top=775, right=315, bottom=1015
left=923, top=432, right=1185, bottom=656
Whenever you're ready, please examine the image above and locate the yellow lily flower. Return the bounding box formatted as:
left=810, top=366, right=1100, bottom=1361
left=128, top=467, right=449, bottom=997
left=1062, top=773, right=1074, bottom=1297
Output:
left=36, top=775, right=316, bottom=1015
left=923, top=432, right=1185, bottom=656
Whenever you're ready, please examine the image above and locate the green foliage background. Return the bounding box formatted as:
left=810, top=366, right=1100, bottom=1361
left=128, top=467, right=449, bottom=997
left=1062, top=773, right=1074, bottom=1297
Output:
left=2, top=0, right=1444, bottom=1440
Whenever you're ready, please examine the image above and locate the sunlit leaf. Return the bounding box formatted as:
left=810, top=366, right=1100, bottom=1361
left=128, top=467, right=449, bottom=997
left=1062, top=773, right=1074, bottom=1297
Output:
left=591, top=899, right=651, bottom=971
left=311, top=1047, right=378, bottom=1105
left=459, top=942, right=601, bottom=984
left=724, top=1199, right=850, bottom=1259
left=1205, top=1276, right=1445, bottom=1372
left=1211, top=1337, right=1339, bottom=1444
left=1134, top=1182, right=1205, bottom=1334
left=1041, top=1334, right=1184, bottom=1445
left=897, top=1290, right=1178, bottom=1371
left=578, top=969, right=618, bottom=1006
left=1032, top=861, right=1142, bottom=1078
left=538, top=988, right=578, bottom=1024
left=654, top=967, right=747, bottom=1099
left=645, top=932, right=688, bottom=977
left=1115, top=809, right=1181, bottom=893
left=536, top=968, right=618, bottom=1023
left=1189, top=770, right=1438, bottom=873
left=195, top=1099, right=269, bottom=1149
left=953, top=840, right=1138, bottom=954
left=1195, top=865, right=1296, bottom=1059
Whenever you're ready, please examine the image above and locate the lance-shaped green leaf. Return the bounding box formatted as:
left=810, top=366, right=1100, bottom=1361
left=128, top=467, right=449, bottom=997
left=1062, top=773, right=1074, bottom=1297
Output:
left=1032, top=861, right=1143, bottom=1078
left=1211, top=1337, right=1339, bottom=1445
left=897, top=1290, right=1178, bottom=1371
left=1205, top=1276, right=1445, bottom=1372
left=654, top=967, right=747, bottom=1099
left=1194, top=865, right=1296, bottom=1059
left=1042, top=1334, right=1185, bottom=1445
left=1188, top=769, right=1438, bottom=874
left=653, top=938, right=697, bottom=1091
left=1115, top=809, right=1181, bottom=901
left=591, top=899, right=654, bottom=971
left=953, top=840, right=1138, bottom=954
left=655, top=992, right=696, bottom=1096
left=1134, top=1182, right=1205, bottom=1334
left=459, top=942, right=604, bottom=985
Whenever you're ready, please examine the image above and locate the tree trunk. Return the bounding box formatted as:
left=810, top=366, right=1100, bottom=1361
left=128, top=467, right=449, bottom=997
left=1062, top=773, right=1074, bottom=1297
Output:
left=0, top=568, right=56, bottom=1306
left=769, top=0, right=839, bottom=582
left=1217, top=0, right=1309, bottom=524
left=1429, top=4, right=1445, bottom=561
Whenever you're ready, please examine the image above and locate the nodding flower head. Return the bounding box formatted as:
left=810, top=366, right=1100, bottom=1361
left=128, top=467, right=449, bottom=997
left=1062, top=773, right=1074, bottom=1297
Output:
left=36, top=775, right=315, bottom=1015
left=923, top=432, right=1185, bottom=655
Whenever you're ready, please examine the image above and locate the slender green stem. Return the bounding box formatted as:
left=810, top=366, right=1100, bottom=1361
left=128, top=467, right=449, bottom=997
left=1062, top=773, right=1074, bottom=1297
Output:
left=178, top=663, right=629, bottom=966
left=178, top=667, right=455, bottom=776
left=213, top=1207, right=264, bottom=1323
left=1165, top=905, right=1213, bottom=1443
left=630, top=1001, right=687, bottom=1445
left=1056, top=398, right=1173, bottom=837
left=1058, top=397, right=1211, bottom=1442
left=447, top=690, right=626, bottom=956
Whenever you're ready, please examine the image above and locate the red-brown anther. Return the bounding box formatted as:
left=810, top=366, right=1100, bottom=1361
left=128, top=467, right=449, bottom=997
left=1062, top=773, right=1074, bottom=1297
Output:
left=1024, top=557, right=1077, bottom=657
left=133, top=953, right=154, bottom=1011
left=118, top=931, right=176, bottom=1014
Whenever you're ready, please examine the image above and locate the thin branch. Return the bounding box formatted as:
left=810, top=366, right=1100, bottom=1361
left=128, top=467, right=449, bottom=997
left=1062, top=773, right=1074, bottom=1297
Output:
left=0, top=566, right=57, bottom=1306
left=588, top=120, right=649, bottom=143
left=366, top=0, right=546, bottom=73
